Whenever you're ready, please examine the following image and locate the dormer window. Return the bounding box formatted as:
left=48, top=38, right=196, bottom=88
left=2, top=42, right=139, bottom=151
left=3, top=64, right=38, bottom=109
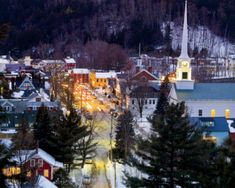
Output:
left=36, top=98, right=41, bottom=102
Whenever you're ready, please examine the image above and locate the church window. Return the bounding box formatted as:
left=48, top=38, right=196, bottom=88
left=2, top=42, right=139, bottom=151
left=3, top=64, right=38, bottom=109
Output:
left=149, top=100, right=152, bottom=104
left=225, top=109, right=230, bottom=119
left=153, top=100, right=155, bottom=104
left=182, top=72, right=188, bottom=79
left=198, top=109, right=203, bottom=116
left=211, top=109, right=216, bottom=118
left=145, top=100, right=148, bottom=105
left=132, top=99, right=135, bottom=105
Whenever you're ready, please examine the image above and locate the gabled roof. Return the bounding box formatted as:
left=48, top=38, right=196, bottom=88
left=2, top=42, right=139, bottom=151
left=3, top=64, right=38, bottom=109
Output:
left=131, top=69, right=159, bottom=81
left=18, top=76, right=35, bottom=91
left=1, top=101, right=14, bottom=107
left=175, top=83, right=235, bottom=101
left=191, top=117, right=229, bottom=132
left=13, top=148, right=63, bottom=168
left=33, top=149, right=63, bottom=168
left=130, top=85, right=159, bottom=98
left=96, top=72, right=117, bottom=79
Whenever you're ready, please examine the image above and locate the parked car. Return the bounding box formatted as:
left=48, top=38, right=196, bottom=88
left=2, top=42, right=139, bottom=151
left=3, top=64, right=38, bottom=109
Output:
left=82, top=175, right=91, bottom=185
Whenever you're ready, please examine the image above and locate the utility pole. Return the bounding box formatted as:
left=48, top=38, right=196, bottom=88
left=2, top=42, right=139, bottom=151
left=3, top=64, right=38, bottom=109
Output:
left=110, top=110, right=117, bottom=188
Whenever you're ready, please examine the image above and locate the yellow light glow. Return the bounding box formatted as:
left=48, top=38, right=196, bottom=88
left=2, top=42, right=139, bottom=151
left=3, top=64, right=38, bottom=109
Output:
left=225, top=109, right=230, bottom=119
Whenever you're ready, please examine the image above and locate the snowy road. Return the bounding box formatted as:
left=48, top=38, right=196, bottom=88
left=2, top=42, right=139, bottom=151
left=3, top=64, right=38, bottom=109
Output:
left=92, top=113, right=112, bottom=188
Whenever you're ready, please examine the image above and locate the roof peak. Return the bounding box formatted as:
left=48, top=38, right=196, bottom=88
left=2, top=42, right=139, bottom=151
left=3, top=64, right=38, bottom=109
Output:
left=179, top=0, right=189, bottom=59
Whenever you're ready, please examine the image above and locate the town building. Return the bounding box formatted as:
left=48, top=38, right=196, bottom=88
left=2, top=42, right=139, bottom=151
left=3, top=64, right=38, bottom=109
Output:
left=169, top=0, right=235, bottom=144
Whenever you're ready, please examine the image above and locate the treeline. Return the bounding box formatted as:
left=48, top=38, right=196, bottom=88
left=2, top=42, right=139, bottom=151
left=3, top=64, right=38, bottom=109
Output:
left=0, top=0, right=234, bottom=57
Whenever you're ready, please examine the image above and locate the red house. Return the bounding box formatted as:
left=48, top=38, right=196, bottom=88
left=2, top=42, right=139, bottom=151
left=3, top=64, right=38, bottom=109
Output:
left=20, top=148, right=63, bottom=181
left=131, top=69, right=159, bottom=82
left=69, top=68, right=90, bottom=83
left=64, top=57, right=76, bottom=70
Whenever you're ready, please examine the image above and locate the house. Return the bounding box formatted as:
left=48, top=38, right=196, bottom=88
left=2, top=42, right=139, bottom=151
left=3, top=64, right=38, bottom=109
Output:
left=4, top=148, right=63, bottom=182
left=64, top=57, right=76, bottom=70
left=69, top=68, right=90, bottom=83
left=0, top=98, right=60, bottom=129
left=24, top=148, right=63, bottom=181
left=128, top=85, right=159, bottom=119
left=191, top=117, right=230, bottom=145
left=89, top=71, right=117, bottom=89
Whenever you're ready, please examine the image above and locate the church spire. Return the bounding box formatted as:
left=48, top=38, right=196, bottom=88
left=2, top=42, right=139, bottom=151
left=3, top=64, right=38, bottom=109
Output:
left=179, top=0, right=189, bottom=59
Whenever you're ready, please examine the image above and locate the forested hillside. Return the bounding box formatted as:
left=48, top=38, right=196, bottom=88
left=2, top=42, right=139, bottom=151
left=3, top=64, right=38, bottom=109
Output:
left=0, top=0, right=234, bottom=58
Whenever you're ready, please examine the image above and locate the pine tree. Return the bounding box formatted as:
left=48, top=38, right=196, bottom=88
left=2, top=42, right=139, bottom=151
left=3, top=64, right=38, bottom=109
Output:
left=49, top=108, right=96, bottom=172
left=154, top=75, right=170, bottom=115
left=33, top=105, right=53, bottom=153
left=113, top=110, right=135, bottom=163
left=0, top=143, right=14, bottom=188
left=53, top=168, right=76, bottom=188
left=49, top=109, right=83, bottom=172
left=11, top=119, right=36, bottom=187
left=126, top=102, right=214, bottom=188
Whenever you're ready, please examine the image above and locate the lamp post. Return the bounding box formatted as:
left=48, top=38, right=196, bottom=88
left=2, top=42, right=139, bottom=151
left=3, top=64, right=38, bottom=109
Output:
left=110, top=110, right=117, bottom=188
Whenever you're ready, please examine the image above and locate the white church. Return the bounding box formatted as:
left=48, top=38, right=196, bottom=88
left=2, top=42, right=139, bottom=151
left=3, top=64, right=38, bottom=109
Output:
left=169, top=0, right=235, bottom=120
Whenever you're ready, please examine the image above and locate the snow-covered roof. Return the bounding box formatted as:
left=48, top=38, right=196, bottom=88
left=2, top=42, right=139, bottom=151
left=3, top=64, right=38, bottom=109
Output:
left=13, top=148, right=63, bottom=168
left=96, top=72, right=117, bottom=79
left=0, top=58, right=10, bottom=64
left=71, top=68, right=89, bottom=74
left=0, top=139, right=12, bottom=147
left=64, top=57, right=76, bottom=64
left=36, top=175, right=58, bottom=188
left=12, top=91, right=24, bottom=98
left=33, top=149, right=63, bottom=168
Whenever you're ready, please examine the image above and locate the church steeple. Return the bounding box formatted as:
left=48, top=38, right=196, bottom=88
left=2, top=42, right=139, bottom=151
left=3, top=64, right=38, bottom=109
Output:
left=179, top=0, right=189, bottom=59
left=175, top=0, right=194, bottom=90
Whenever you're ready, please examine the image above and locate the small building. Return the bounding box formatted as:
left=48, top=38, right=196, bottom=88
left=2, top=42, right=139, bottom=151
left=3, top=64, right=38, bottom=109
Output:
left=191, top=117, right=230, bottom=145
left=5, top=148, right=63, bottom=182
left=128, top=85, right=159, bottom=119
left=89, top=71, right=117, bottom=89
left=69, top=68, right=90, bottom=83
left=64, top=57, right=76, bottom=70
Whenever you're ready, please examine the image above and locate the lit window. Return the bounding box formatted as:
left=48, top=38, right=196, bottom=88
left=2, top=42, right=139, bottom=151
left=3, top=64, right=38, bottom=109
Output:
left=203, top=136, right=217, bottom=143
left=198, top=109, right=203, bottom=116
left=44, top=169, right=49, bottom=178
left=211, top=109, right=216, bottom=118
left=225, top=109, right=230, bottom=119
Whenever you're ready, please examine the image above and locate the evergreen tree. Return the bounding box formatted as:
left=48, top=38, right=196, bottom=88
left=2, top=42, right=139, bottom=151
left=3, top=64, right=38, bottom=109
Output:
left=49, top=108, right=96, bottom=172
left=53, top=168, right=76, bottom=188
left=33, top=105, right=53, bottom=153
left=126, top=102, right=213, bottom=188
left=164, top=24, right=173, bottom=56
left=11, top=119, right=36, bottom=187
left=0, top=143, right=14, bottom=188
left=113, top=110, right=135, bottom=163
left=154, top=75, right=170, bottom=115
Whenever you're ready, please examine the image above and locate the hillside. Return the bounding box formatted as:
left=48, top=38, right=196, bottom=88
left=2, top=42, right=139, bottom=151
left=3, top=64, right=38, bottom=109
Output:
left=0, top=0, right=234, bottom=58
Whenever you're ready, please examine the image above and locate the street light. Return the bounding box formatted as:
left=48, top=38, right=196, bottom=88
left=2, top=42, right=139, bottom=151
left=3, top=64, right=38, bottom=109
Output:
left=110, top=109, right=117, bottom=188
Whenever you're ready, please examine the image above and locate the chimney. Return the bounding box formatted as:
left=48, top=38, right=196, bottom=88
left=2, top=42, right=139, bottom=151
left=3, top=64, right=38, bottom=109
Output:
left=147, top=66, right=153, bottom=73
